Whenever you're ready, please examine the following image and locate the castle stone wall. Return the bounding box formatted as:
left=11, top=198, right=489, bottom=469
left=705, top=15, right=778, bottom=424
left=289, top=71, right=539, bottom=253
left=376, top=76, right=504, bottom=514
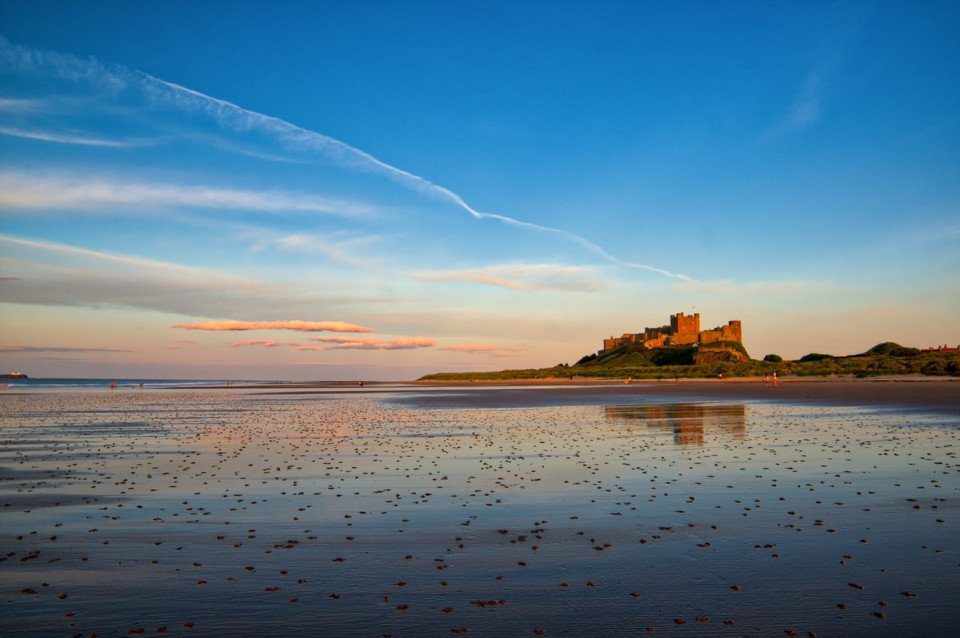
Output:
left=602, top=313, right=742, bottom=353
left=699, top=321, right=742, bottom=345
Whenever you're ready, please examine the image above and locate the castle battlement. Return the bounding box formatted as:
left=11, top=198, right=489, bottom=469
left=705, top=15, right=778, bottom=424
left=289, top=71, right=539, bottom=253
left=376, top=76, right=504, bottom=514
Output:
left=602, top=312, right=742, bottom=352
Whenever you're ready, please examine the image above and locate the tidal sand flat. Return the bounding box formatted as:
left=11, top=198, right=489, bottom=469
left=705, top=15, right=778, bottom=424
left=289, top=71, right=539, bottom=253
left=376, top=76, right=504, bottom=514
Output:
left=1, top=386, right=958, bottom=637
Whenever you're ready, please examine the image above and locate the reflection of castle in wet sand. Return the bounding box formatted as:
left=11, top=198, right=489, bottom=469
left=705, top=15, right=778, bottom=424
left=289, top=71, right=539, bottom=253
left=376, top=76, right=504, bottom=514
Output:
left=604, top=403, right=746, bottom=447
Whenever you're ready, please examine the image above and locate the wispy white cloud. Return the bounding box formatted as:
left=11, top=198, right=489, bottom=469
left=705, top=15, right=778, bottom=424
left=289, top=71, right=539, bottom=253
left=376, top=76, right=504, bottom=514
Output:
left=906, top=216, right=960, bottom=244
left=0, top=233, right=237, bottom=278
left=417, top=263, right=609, bottom=292
left=787, top=74, right=823, bottom=128
left=672, top=278, right=838, bottom=296
left=0, top=125, right=132, bottom=147
left=0, top=235, right=272, bottom=316
left=0, top=36, right=692, bottom=281
left=0, top=172, right=378, bottom=218
left=0, top=246, right=393, bottom=319
left=0, top=36, right=127, bottom=91
left=761, top=73, right=824, bottom=142
left=248, top=232, right=383, bottom=269
left=0, top=97, right=47, bottom=111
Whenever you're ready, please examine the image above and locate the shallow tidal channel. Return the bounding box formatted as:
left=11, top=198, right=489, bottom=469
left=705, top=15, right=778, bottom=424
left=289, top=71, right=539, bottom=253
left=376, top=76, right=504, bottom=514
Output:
left=1, top=388, right=958, bottom=637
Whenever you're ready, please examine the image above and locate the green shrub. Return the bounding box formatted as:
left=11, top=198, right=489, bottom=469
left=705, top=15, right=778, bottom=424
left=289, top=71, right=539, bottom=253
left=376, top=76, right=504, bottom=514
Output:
left=651, top=347, right=696, bottom=366
left=921, top=361, right=944, bottom=375
left=763, top=354, right=782, bottom=363
left=864, top=342, right=921, bottom=357
left=865, top=342, right=902, bottom=356
left=700, top=340, right=750, bottom=358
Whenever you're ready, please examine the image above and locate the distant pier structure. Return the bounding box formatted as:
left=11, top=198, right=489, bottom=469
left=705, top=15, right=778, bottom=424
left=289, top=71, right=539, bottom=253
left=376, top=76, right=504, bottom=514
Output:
left=602, top=312, right=742, bottom=352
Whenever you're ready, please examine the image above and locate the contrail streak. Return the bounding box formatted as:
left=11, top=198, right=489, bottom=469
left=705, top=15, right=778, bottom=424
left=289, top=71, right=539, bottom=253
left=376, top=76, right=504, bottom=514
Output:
left=1, top=36, right=692, bottom=282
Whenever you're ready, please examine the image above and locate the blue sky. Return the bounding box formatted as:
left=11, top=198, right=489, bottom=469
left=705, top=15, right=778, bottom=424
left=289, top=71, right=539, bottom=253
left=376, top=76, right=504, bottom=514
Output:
left=1, top=1, right=958, bottom=379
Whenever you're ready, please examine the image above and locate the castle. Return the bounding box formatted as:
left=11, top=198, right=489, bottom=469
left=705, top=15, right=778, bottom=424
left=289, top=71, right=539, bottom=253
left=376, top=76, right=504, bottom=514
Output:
left=602, top=312, right=742, bottom=352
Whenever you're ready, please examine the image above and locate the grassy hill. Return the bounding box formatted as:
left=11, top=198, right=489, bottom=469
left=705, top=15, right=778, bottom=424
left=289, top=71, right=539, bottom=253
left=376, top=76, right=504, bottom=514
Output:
left=419, top=342, right=960, bottom=381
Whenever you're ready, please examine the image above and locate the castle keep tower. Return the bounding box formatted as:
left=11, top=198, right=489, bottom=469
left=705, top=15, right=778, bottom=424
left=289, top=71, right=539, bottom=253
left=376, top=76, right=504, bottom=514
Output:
left=669, top=312, right=700, bottom=345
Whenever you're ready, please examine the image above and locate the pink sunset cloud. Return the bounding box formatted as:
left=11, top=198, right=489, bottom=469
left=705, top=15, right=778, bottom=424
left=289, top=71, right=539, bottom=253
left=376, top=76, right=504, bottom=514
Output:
left=416, top=263, right=608, bottom=292
left=301, top=336, right=435, bottom=351
left=440, top=344, right=499, bottom=353
left=166, top=339, right=200, bottom=350
left=441, top=344, right=525, bottom=357
left=0, top=344, right=128, bottom=353
left=231, top=339, right=285, bottom=348
left=226, top=336, right=436, bottom=352
left=172, top=320, right=373, bottom=333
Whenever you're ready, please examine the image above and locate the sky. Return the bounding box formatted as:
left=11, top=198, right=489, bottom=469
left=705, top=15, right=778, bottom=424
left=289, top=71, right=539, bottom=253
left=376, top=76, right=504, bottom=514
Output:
left=0, top=0, right=958, bottom=380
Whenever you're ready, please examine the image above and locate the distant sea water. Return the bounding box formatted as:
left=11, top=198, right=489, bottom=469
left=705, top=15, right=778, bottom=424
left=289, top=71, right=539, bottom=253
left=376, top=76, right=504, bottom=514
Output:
left=0, top=377, right=246, bottom=389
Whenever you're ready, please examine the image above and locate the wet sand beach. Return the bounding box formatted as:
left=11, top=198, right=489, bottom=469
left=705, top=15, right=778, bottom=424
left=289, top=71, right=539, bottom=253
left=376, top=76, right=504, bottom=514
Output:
left=2, top=383, right=958, bottom=636
left=411, top=377, right=960, bottom=414
left=204, top=377, right=960, bottom=414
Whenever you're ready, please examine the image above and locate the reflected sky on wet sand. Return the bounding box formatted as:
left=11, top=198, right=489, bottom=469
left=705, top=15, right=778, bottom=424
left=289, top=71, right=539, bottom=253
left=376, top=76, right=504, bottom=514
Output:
left=604, top=403, right=747, bottom=447
left=1, top=389, right=958, bottom=637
